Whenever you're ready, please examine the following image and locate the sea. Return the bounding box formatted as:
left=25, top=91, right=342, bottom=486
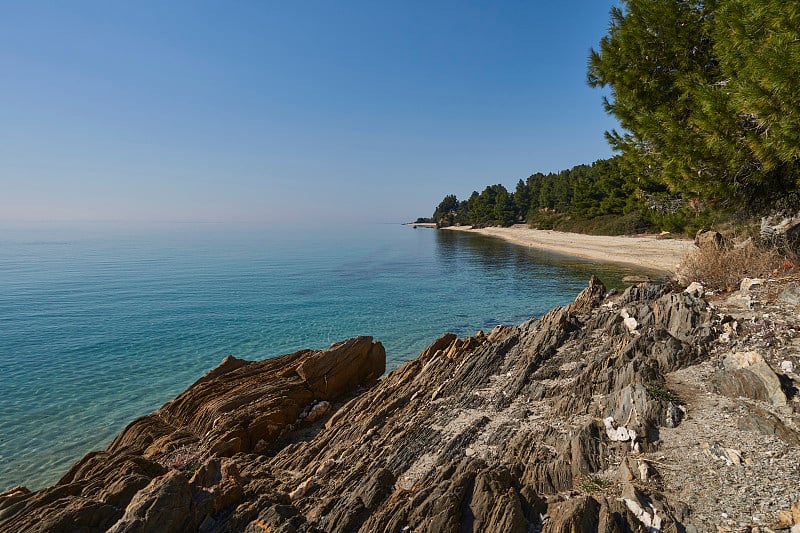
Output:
left=0, top=221, right=649, bottom=491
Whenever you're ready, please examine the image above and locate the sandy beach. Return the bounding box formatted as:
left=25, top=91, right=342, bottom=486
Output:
left=442, top=224, right=695, bottom=275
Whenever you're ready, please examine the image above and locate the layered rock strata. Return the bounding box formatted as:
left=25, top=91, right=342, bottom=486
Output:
left=2, top=277, right=799, bottom=532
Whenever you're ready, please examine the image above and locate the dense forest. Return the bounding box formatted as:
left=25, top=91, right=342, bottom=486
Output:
left=431, top=0, right=800, bottom=234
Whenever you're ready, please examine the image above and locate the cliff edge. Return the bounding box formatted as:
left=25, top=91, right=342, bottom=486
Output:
left=2, top=277, right=799, bottom=532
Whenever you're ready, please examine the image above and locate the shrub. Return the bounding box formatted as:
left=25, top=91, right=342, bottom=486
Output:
left=527, top=209, right=561, bottom=230
left=578, top=474, right=610, bottom=493
left=527, top=210, right=654, bottom=236
left=645, top=381, right=684, bottom=405
left=678, top=239, right=784, bottom=292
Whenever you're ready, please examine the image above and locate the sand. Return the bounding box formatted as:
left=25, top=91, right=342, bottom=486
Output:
left=442, top=224, right=695, bottom=275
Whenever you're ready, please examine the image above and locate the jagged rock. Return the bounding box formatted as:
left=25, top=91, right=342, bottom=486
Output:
left=107, top=471, right=193, bottom=533
left=0, top=338, right=384, bottom=533
left=738, top=405, right=800, bottom=446
left=713, top=351, right=788, bottom=406
left=725, top=290, right=762, bottom=311
left=760, top=213, right=800, bottom=257
left=543, top=496, right=600, bottom=532
left=777, top=499, right=800, bottom=531
left=779, top=283, right=800, bottom=305
left=0, top=280, right=731, bottom=532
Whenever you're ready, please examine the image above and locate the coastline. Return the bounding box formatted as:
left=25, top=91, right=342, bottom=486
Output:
left=442, top=224, right=694, bottom=275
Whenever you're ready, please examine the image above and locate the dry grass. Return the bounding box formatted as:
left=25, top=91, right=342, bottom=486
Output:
left=678, top=239, right=787, bottom=292
left=159, top=444, right=203, bottom=472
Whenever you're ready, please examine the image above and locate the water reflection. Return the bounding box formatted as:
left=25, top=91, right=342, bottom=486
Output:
left=434, top=229, right=657, bottom=292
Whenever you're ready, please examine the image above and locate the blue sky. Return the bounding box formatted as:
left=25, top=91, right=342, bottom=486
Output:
left=1, top=1, right=620, bottom=224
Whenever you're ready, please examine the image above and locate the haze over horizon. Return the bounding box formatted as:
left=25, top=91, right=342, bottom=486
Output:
left=2, top=1, right=621, bottom=224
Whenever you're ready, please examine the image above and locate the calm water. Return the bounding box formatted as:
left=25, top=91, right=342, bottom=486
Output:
left=0, top=222, right=647, bottom=490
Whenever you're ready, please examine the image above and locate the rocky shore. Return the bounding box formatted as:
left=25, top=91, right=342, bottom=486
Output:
left=2, top=277, right=799, bottom=532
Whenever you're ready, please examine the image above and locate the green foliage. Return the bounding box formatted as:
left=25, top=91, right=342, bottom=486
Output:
left=433, top=194, right=459, bottom=227
left=427, top=156, right=661, bottom=235
left=492, top=186, right=516, bottom=227
left=454, top=184, right=516, bottom=228
left=527, top=210, right=652, bottom=236
left=426, top=1, right=800, bottom=231
left=578, top=474, right=611, bottom=494
left=715, top=0, right=800, bottom=170
left=644, top=381, right=684, bottom=405
left=525, top=208, right=560, bottom=230
left=588, top=0, right=800, bottom=210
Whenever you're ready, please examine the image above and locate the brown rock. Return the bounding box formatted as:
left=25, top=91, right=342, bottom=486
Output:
left=738, top=405, right=800, bottom=445
left=0, top=337, right=384, bottom=533
left=695, top=229, right=728, bottom=250
left=1, top=279, right=722, bottom=532
left=543, top=496, right=600, bottom=533
left=713, top=352, right=788, bottom=406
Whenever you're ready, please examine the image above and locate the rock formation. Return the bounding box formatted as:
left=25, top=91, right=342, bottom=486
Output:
left=2, top=276, right=799, bottom=532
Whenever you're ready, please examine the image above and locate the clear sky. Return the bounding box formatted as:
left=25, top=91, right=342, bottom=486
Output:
left=1, top=1, right=621, bottom=224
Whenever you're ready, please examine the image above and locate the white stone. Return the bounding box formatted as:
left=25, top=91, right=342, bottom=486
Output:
left=684, top=281, right=704, bottom=297
left=624, top=316, right=639, bottom=332
left=723, top=448, right=742, bottom=466
left=638, top=461, right=649, bottom=482
left=314, top=459, right=336, bottom=478
left=781, top=360, right=795, bottom=373
left=306, top=401, right=331, bottom=423
left=740, top=277, right=764, bottom=291
left=603, top=417, right=637, bottom=442
left=723, top=351, right=764, bottom=371
left=619, top=496, right=662, bottom=532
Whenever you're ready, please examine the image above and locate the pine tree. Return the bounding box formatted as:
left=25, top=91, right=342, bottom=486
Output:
left=713, top=0, right=800, bottom=201
left=433, top=194, right=459, bottom=226
left=493, top=186, right=516, bottom=227
left=587, top=0, right=731, bottom=201
left=513, top=179, right=531, bottom=222
left=589, top=0, right=800, bottom=210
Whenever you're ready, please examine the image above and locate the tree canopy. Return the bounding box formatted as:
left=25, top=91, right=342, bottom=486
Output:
left=432, top=157, right=642, bottom=230
left=588, top=0, right=800, bottom=210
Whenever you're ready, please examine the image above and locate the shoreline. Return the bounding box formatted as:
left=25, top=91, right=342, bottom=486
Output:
left=442, top=224, right=695, bottom=275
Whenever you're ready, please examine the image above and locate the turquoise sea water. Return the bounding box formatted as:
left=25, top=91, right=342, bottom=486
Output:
left=0, top=222, right=647, bottom=491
